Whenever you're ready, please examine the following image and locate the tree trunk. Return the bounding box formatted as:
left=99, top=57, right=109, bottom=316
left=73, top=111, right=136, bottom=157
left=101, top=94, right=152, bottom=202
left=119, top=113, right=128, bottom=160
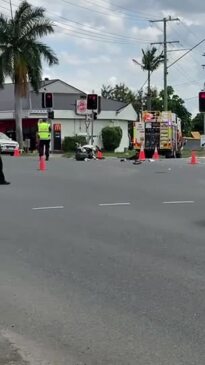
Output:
left=14, top=83, right=23, bottom=149
left=147, top=70, right=151, bottom=111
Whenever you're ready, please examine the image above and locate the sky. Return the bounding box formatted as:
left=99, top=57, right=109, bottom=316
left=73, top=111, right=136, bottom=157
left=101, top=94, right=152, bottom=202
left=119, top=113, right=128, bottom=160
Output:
left=0, top=0, right=205, bottom=116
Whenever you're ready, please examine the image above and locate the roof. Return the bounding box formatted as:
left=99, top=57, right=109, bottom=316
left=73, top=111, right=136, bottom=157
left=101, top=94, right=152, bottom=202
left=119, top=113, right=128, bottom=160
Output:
left=0, top=79, right=130, bottom=113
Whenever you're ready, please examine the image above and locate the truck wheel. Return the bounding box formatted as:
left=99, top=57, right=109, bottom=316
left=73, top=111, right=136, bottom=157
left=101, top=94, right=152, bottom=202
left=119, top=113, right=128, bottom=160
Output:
left=165, top=152, right=171, bottom=159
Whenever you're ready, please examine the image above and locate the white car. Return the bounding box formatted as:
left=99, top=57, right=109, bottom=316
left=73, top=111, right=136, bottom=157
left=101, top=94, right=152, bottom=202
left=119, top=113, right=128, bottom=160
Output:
left=0, top=132, right=19, bottom=155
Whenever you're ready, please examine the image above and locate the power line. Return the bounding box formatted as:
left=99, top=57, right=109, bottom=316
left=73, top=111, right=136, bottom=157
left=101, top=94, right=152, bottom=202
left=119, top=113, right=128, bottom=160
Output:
left=168, top=39, right=205, bottom=69
left=0, top=0, right=152, bottom=44
left=67, top=0, right=151, bottom=22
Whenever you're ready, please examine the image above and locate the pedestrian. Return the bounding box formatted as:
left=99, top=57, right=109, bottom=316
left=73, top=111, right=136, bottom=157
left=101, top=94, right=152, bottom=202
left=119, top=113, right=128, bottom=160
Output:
left=37, top=118, right=51, bottom=161
left=0, top=148, right=10, bottom=185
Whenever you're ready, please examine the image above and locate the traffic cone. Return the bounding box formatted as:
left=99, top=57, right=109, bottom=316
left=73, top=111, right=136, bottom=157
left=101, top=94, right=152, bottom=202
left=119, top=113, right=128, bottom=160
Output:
left=139, top=144, right=146, bottom=161
left=152, top=146, right=159, bottom=160
left=97, top=150, right=103, bottom=160
left=39, top=156, right=46, bottom=171
left=13, top=146, right=20, bottom=157
left=190, top=151, right=198, bottom=165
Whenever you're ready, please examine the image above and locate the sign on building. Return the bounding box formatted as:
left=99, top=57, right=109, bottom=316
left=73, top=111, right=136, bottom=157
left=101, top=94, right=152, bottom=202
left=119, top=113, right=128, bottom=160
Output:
left=76, top=99, right=88, bottom=115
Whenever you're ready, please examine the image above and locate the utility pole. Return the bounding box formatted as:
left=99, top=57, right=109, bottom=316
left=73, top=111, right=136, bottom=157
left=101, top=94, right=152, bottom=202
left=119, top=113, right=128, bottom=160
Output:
left=9, top=0, right=13, bottom=19
left=150, top=16, right=180, bottom=111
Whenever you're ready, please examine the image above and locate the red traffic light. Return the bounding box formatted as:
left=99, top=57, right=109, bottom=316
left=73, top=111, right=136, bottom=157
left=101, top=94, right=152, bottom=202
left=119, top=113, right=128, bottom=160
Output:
left=87, top=94, right=98, bottom=110
left=199, top=91, right=205, bottom=112
left=199, top=92, right=205, bottom=99
left=45, top=93, right=53, bottom=108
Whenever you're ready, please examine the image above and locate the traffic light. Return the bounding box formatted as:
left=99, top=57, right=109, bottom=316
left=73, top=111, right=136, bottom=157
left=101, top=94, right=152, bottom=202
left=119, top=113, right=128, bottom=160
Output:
left=199, top=91, right=205, bottom=112
left=93, top=112, right=97, bottom=120
left=87, top=94, right=98, bottom=110
left=48, top=111, right=54, bottom=119
left=45, top=93, right=53, bottom=108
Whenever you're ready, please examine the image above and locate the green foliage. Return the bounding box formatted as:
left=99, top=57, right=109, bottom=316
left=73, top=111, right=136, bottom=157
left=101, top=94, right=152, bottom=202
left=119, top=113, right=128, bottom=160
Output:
left=101, top=126, right=122, bottom=151
left=101, top=83, right=141, bottom=112
left=141, top=47, right=164, bottom=72
left=101, top=83, right=136, bottom=103
left=0, top=1, right=58, bottom=91
left=192, top=113, right=204, bottom=133
left=62, top=136, right=87, bottom=152
left=151, top=86, right=192, bottom=135
left=0, top=1, right=59, bottom=147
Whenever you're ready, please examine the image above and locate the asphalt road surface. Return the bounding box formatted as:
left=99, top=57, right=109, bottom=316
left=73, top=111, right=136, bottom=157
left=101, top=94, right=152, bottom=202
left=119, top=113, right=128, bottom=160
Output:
left=1, top=156, right=205, bottom=364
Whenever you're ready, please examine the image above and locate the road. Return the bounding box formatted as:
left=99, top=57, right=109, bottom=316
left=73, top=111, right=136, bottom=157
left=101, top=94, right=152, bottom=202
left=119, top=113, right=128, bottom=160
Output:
left=1, top=156, right=205, bottom=364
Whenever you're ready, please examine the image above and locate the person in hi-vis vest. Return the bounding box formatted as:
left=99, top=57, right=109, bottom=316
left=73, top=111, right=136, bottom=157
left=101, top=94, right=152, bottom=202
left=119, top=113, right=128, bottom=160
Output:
left=37, top=119, right=51, bottom=161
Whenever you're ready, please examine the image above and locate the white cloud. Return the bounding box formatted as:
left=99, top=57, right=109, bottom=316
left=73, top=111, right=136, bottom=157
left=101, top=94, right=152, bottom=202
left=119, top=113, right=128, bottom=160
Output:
left=4, top=0, right=205, bottom=115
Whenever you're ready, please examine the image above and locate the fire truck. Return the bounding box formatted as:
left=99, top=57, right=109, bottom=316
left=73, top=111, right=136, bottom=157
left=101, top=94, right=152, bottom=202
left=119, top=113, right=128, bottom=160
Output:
left=133, top=111, right=183, bottom=158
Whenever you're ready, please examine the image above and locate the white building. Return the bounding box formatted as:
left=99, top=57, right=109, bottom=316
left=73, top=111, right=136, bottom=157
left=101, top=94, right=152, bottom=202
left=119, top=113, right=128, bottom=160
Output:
left=0, top=79, right=137, bottom=152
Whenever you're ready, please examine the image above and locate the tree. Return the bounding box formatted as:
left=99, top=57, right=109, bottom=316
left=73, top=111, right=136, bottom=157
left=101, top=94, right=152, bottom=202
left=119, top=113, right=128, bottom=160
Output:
left=192, top=113, right=204, bottom=134
left=141, top=47, right=164, bottom=110
left=101, top=83, right=141, bottom=112
left=0, top=1, right=58, bottom=148
left=152, top=86, right=192, bottom=135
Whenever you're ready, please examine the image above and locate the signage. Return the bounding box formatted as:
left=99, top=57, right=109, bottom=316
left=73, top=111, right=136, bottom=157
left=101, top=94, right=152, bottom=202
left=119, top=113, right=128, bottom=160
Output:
left=53, top=123, right=61, bottom=150
left=76, top=99, right=87, bottom=115
left=142, top=111, right=161, bottom=122
left=54, top=123, right=61, bottom=132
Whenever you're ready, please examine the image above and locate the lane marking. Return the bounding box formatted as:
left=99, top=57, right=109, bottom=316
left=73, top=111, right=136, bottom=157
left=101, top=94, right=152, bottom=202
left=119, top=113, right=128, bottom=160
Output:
left=99, top=202, right=131, bottom=207
left=32, top=206, right=64, bottom=210
left=163, top=201, right=194, bottom=204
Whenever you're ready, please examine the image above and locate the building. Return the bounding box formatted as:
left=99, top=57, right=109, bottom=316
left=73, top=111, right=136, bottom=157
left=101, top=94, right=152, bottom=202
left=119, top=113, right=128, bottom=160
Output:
left=0, top=79, right=137, bottom=152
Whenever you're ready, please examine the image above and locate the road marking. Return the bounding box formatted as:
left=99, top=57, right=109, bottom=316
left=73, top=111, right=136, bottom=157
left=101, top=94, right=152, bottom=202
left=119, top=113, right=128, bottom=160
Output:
left=163, top=201, right=194, bottom=204
left=99, top=202, right=131, bottom=207
left=32, top=206, right=64, bottom=210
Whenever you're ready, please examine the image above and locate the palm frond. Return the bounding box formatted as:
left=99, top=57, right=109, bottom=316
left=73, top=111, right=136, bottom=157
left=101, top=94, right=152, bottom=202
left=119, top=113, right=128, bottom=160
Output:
left=31, top=41, right=59, bottom=66
left=0, top=56, right=5, bottom=87
left=20, top=20, right=55, bottom=41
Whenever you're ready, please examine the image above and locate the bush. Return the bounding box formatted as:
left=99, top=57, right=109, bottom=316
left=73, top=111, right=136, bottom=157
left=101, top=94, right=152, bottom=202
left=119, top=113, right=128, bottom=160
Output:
left=62, top=136, right=87, bottom=152
left=101, top=126, right=122, bottom=151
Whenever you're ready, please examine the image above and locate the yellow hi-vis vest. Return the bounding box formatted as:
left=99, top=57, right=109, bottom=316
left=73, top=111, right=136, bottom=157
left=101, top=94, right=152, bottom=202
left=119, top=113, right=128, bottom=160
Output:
left=38, top=121, right=51, bottom=140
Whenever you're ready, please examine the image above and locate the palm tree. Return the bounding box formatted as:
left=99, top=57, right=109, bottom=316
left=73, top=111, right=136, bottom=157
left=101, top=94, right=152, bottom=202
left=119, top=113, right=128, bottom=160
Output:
left=141, top=47, right=164, bottom=110
left=0, top=1, right=59, bottom=148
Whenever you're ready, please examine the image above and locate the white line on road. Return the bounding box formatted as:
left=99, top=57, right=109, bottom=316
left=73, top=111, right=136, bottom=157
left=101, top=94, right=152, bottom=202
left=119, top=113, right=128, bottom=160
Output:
left=163, top=201, right=195, bottom=204
left=99, top=202, right=131, bottom=207
left=32, top=206, right=64, bottom=210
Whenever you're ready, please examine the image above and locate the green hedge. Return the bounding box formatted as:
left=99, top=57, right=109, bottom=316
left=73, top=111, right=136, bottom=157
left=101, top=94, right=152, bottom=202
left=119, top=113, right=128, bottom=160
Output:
left=102, top=126, right=122, bottom=151
left=62, top=136, right=87, bottom=152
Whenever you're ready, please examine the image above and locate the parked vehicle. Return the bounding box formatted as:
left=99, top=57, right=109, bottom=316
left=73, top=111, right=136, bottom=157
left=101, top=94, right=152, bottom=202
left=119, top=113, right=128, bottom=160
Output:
left=0, top=132, right=19, bottom=155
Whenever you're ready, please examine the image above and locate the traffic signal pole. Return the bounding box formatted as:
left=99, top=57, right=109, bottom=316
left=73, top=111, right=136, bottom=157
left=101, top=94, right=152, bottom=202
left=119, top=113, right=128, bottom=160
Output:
left=91, top=110, right=94, bottom=145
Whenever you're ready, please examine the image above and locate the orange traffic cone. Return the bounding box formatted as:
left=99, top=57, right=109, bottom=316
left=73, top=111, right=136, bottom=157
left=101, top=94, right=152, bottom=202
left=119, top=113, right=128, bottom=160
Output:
left=39, top=156, right=46, bottom=171
left=14, top=146, right=20, bottom=157
left=97, top=150, right=103, bottom=160
left=152, top=146, right=159, bottom=160
left=139, top=144, right=146, bottom=161
left=190, top=151, right=198, bottom=165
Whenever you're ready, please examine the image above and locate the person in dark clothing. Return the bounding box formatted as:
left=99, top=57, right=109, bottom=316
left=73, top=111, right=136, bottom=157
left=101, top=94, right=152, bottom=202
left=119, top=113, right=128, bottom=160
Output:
left=0, top=149, right=10, bottom=185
